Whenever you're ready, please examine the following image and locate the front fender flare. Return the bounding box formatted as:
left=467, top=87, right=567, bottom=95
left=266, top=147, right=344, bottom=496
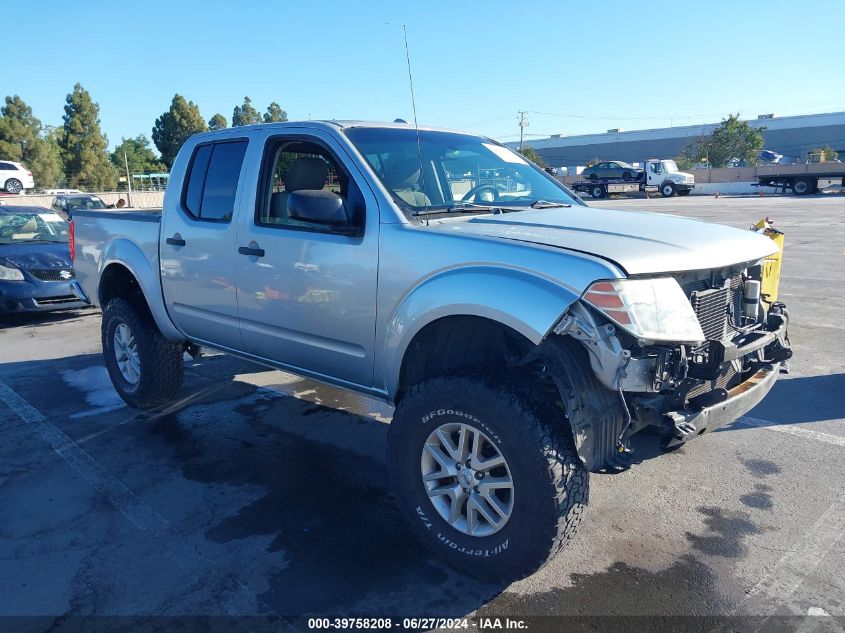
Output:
left=382, top=266, right=581, bottom=399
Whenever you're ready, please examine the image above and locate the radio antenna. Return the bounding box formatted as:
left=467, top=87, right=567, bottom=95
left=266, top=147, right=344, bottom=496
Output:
left=403, top=25, right=428, bottom=220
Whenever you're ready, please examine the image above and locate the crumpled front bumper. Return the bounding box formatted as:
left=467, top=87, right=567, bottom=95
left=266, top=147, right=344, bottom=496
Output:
left=663, top=361, right=780, bottom=447
left=661, top=310, right=791, bottom=447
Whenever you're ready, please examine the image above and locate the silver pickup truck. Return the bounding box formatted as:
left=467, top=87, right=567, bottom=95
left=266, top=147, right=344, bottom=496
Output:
left=70, top=121, right=792, bottom=580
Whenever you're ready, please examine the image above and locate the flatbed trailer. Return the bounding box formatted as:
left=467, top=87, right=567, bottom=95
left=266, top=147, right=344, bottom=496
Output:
left=570, top=179, right=642, bottom=199
left=755, top=163, right=845, bottom=195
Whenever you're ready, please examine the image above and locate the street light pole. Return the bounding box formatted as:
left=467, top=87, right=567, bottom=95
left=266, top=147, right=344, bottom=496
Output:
left=123, top=151, right=133, bottom=208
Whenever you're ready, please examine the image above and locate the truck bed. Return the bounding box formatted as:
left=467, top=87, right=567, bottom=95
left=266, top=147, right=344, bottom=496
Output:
left=71, top=208, right=163, bottom=309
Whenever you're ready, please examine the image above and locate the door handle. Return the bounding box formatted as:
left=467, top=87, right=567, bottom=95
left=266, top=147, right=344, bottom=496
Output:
left=238, top=246, right=265, bottom=257
left=166, top=236, right=186, bottom=247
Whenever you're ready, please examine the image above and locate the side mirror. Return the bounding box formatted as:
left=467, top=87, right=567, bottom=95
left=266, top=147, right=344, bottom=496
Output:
left=288, top=190, right=359, bottom=234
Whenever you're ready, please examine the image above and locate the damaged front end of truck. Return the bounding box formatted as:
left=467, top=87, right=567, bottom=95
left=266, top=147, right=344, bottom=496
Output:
left=541, top=260, right=792, bottom=472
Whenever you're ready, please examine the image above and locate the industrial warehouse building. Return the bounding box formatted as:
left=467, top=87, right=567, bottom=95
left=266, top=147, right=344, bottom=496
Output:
left=515, top=111, right=845, bottom=173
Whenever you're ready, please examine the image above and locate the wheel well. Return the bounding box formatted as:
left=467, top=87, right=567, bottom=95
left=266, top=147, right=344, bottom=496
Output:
left=99, top=264, right=146, bottom=308
left=396, top=316, right=535, bottom=402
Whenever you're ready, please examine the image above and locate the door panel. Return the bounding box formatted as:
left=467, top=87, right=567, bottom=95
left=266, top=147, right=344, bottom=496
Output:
left=160, top=139, right=248, bottom=350
left=235, top=131, right=379, bottom=386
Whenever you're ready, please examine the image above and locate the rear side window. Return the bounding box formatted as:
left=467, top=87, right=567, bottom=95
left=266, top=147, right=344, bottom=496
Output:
left=0, top=162, right=15, bottom=170
left=182, top=140, right=247, bottom=222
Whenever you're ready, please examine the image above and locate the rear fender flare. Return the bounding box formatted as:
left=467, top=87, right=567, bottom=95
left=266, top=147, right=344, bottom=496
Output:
left=99, top=239, right=183, bottom=341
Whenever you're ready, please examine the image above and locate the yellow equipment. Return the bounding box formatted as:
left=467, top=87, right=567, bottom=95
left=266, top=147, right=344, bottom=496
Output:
left=751, top=217, right=784, bottom=308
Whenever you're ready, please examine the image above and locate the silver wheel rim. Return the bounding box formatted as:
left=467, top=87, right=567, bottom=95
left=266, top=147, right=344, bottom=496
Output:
left=7, top=180, right=21, bottom=193
left=420, top=422, right=514, bottom=537
left=113, top=323, right=140, bottom=385
left=663, top=185, right=673, bottom=195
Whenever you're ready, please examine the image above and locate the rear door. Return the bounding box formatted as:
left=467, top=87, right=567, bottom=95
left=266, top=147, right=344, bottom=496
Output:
left=160, top=137, right=249, bottom=350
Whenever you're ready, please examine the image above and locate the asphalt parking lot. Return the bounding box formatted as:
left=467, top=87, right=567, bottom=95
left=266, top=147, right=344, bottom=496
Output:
left=1, top=193, right=843, bottom=632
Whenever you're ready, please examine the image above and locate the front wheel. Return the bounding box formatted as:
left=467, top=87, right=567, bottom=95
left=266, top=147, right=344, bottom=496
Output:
left=102, top=298, right=184, bottom=409
left=4, top=178, right=22, bottom=194
left=660, top=182, right=676, bottom=197
left=388, top=373, right=588, bottom=580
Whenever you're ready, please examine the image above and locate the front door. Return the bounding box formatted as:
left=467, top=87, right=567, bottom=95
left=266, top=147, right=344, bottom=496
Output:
left=235, top=130, right=379, bottom=387
left=160, top=138, right=249, bottom=350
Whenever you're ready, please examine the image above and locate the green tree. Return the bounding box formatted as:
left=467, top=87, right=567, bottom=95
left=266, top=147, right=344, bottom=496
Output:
left=680, top=114, right=764, bottom=168
left=518, top=146, right=546, bottom=167
left=232, top=96, right=262, bottom=127
left=808, top=145, right=839, bottom=163
left=208, top=113, right=228, bottom=130
left=110, top=135, right=165, bottom=175
left=264, top=102, right=288, bottom=123
left=0, top=95, right=63, bottom=189
left=152, top=94, right=207, bottom=168
left=59, top=84, right=116, bottom=190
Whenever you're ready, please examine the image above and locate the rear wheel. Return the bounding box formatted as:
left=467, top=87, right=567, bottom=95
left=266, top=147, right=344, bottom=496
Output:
left=591, top=184, right=605, bottom=199
left=660, top=182, right=676, bottom=197
left=4, top=178, right=22, bottom=194
left=622, top=171, right=633, bottom=181
left=388, top=372, right=588, bottom=580
left=102, top=298, right=184, bottom=409
left=792, top=177, right=813, bottom=195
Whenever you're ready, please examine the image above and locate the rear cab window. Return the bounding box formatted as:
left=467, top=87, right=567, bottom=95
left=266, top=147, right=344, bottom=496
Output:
left=182, top=140, right=248, bottom=222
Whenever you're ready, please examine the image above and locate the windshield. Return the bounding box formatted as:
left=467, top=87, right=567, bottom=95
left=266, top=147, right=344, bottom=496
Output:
left=344, top=127, right=577, bottom=216
left=66, top=196, right=107, bottom=210
left=660, top=160, right=679, bottom=173
left=0, top=211, right=69, bottom=244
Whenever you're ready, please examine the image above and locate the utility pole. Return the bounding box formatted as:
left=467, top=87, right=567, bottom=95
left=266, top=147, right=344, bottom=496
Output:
left=518, top=111, right=528, bottom=150
left=123, top=151, right=133, bottom=208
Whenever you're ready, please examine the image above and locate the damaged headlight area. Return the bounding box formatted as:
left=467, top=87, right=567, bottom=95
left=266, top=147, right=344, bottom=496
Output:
left=548, top=267, right=793, bottom=472
left=582, top=277, right=705, bottom=345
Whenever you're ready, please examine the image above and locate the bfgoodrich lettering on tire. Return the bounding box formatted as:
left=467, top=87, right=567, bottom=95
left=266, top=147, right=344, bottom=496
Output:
left=102, top=298, right=184, bottom=409
left=388, top=372, right=588, bottom=580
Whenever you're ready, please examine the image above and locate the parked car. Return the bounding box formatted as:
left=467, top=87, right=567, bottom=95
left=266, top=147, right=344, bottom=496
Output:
left=71, top=121, right=791, bottom=580
left=0, top=206, right=88, bottom=314
left=0, top=161, right=35, bottom=194
left=42, top=188, right=83, bottom=195
left=581, top=160, right=642, bottom=181
left=52, top=193, right=109, bottom=219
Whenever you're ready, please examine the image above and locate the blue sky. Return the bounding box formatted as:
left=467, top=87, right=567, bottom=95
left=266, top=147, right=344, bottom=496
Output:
left=7, top=0, right=845, bottom=149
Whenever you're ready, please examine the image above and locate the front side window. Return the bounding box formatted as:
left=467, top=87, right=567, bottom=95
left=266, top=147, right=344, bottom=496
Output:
left=256, top=138, right=363, bottom=233
left=66, top=196, right=107, bottom=211
left=344, top=127, right=576, bottom=217
left=182, top=140, right=248, bottom=222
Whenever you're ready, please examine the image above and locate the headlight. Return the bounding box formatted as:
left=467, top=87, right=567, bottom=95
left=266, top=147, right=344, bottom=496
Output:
left=0, top=263, right=25, bottom=281
left=582, top=277, right=705, bottom=344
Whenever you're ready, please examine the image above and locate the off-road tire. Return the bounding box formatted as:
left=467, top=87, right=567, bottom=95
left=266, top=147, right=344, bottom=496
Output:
left=388, top=372, right=588, bottom=580
left=102, top=298, right=184, bottom=409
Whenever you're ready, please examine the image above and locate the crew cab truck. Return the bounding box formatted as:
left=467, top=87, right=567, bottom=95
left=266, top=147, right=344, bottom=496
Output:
left=571, top=158, right=695, bottom=199
left=70, top=121, right=791, bottom=580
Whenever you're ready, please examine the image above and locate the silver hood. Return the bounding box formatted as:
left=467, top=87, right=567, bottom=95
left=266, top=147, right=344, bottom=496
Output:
left=428, top=206, right=778, bottom=275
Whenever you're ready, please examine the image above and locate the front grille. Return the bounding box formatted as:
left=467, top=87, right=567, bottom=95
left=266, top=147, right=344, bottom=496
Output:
left=690, top=287, right=730, bottom=340
left=34, top=295, right=78, bottom=305
left=29, top=268, right=75, bottom=281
